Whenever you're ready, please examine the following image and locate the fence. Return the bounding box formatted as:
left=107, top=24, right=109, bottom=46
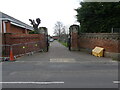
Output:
left=111, top=28, right=120, bottom=33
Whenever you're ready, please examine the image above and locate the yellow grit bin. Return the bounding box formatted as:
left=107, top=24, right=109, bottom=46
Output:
left=92, top=47, right=104, bottom=57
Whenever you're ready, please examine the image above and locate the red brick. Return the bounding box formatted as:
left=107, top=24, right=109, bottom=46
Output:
left=3, top=33, right=47, bottom=57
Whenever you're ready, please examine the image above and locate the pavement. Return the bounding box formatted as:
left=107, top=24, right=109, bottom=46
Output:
left=1, top=41, right=119, bottom=88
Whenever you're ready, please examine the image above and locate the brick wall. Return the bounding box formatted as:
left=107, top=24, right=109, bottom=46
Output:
left=71, top=33, right=79, bottom=50
left=2, top=21, right=31, bottom=34
left=69, top=25, right=79, bottom=51
left=2, top=33, right=47, bottom=57
left=77, top=33, right=120, bottom=60
left=10, top=24, right=27, bottom=34
left=78, top=33, right=120, bottom=53
left=69, top=25, right=120, bottom=60
left=5, top=22, right=11, bottom=33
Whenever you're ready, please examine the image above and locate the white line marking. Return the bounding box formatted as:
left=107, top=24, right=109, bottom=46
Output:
left=50, top=58, right=75, bottom=62
left=0, top=81, right=64, bottom=84
left=113, top=81, right=120, bottom=84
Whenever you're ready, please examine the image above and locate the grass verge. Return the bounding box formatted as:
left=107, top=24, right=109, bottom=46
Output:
left=58, top=41, right=68, bottom=47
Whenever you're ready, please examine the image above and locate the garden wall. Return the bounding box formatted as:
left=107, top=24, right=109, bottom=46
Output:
left=70, top=25, right=120, bottom=60
left=78, top=33, right=120, bottom=60
left=2, top=33, right=47, bottom=58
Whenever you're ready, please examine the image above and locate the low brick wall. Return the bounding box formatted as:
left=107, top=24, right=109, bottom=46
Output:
left=69, top=25, right=120, bottom=60
left=2, top=33, right=47, bottom=57
left=78, top=33, right=120, bottom=60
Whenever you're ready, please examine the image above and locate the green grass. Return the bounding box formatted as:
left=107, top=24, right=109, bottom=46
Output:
left=58, top=41, right=68, bottom=47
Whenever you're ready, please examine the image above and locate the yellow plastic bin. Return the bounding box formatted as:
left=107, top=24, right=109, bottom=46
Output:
left=92, top=47, right=104, bottom=57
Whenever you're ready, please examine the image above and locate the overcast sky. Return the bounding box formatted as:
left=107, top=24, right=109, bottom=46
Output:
left=0, top=0, right=81, bottom=35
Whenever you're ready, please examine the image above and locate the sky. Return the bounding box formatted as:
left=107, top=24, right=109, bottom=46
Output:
left=0, top=0, right=81, bottom=35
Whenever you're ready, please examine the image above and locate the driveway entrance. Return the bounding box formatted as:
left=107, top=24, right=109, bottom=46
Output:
left=2, top=41, right=118, bottom=88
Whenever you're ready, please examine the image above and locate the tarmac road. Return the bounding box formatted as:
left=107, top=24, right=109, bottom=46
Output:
left=2, top=41, right=119, bottom=88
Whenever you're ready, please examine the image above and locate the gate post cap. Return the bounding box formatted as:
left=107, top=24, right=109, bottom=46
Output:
left=69, top=24, right=79, bottom=33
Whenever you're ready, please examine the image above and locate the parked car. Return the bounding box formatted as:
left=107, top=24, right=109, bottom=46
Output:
left=49, top=38, right=54, bottom=42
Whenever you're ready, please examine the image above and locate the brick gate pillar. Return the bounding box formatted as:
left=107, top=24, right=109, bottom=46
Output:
left=39, top=27, right=48, bottom=52
left=69, top=25, right=79, bottom=51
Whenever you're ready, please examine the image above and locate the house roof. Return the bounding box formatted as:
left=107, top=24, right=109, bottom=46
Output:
left=0, top=12, right=33, bottom=30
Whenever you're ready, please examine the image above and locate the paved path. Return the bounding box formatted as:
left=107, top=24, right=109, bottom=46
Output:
left=2, top=41, right=118, bottom=88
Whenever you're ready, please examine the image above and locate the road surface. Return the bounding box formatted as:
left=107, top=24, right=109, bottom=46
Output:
left=2, top=41, right=119, bottom=88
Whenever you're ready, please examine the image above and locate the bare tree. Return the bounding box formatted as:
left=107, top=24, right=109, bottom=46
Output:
left=61, top=26, right=67, bottom=35
left=53, top=21, right=65, bottom=37
left=54, top=21, right=69, bottom=42
left=29, top=18, right=41, bottom=33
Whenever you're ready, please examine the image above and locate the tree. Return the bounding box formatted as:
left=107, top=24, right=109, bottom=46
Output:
left=29, top=18, right=41, bottom=33
left=75, top=2, right=120, bottom=33
left=53, top=21, right=69, bottom=42
left=54, top=21, right=65, bottom=37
